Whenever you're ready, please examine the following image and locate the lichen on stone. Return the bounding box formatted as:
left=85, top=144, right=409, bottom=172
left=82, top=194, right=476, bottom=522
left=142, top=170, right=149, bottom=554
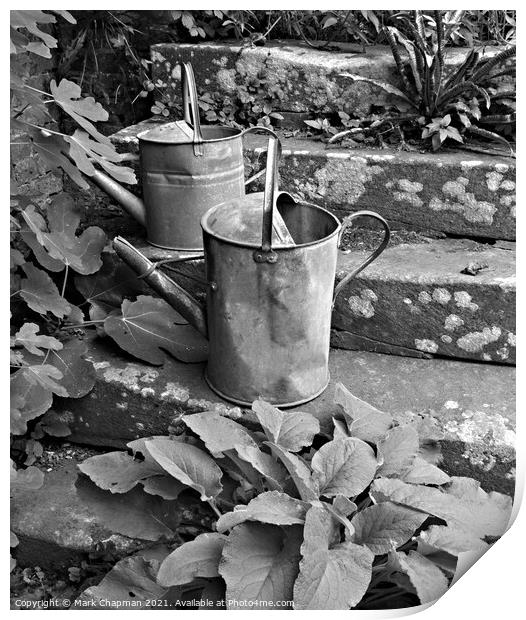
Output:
left=415, top=338, right=438, bottom=353
left=429, top=177, right=497, bottom=225
left=456, top=326, right=502, bottom=353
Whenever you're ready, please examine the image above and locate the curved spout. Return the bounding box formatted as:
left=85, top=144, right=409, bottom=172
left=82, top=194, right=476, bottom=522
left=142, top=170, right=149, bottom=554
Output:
left=90, top=170, right=147, bottom=227
left=113, top=236, right=208, bottom=338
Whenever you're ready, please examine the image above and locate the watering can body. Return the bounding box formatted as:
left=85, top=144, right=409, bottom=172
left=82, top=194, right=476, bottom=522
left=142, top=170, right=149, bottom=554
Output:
left=90, top=63, right=251, bottom=251
left=113, top=132, right=390, bottom=407
left=138, top=123, right=245, bottom=250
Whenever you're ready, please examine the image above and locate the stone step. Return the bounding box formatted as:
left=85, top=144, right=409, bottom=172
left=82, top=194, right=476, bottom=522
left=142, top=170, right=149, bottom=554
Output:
left=54, top=336, right=515, bottom=496
left=149, top=41, right=509, bottom=122
left=85, top=229, right=515, bottom=365
left=110, top=120, right=516, bottom=241
left=10, top=455, right=211, bottom=570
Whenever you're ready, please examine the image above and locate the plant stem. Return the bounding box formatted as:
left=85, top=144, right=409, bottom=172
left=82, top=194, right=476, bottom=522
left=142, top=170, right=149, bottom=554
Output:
left=207, top=500, right=222, bottom=519
left=61, top=263, right=69, bottom=298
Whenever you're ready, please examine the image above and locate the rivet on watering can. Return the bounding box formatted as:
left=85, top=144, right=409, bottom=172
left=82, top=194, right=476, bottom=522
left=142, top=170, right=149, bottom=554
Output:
left=253, top=250, right=278, bottom=264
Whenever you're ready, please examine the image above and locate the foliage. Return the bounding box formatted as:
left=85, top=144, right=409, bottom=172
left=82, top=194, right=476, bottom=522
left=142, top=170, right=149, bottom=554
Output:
left=10, top=11, right=203, bottom=478
left=334, top=10, right=515, bottom=151
left=146, top=52, right=284, bottom=129
left=75, top=386, right=512, bottom=610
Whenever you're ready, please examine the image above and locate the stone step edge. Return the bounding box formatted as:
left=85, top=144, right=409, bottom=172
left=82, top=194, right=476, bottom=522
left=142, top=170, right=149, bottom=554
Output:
left=110, top=119, right=516, bottom=242
left=53, top=336, right=515, bottom=496
left=114, top=235, right=515, bottom=365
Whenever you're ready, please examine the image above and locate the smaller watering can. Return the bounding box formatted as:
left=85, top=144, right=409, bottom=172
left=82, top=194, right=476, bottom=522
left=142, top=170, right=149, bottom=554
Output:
left=114, top=131, right=390, bottom=407
left=89, top=62, right=275, bottom=251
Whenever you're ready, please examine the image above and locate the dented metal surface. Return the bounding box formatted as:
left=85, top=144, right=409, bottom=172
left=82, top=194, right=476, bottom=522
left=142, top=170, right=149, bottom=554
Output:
left=115, top=133, right=389, bottom=406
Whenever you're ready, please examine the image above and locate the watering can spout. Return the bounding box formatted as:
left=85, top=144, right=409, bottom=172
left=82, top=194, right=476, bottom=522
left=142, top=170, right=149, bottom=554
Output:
left=113, top=236, right=208, bottom=339
left=91, top=170, right=147, bottom=228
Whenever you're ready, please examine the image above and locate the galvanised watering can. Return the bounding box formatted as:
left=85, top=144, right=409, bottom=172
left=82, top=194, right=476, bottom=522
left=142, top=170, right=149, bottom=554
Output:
left=89, top=62, right=274, bottom=251
left=113, top=131, right=390, bottom=407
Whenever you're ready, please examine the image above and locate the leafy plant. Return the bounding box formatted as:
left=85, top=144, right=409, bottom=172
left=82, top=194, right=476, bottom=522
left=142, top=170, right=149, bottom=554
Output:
left=75, top=386, right=513, bottom=610
left=10, top=11, right=200, bottom=479
left=334, top=10, right=515, bottom=151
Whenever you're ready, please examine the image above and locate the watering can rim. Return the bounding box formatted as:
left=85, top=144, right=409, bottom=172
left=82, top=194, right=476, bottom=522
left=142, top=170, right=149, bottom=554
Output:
left=136, top=122, right=244, bottom=145
left=200, top=192, right=342, bottom=252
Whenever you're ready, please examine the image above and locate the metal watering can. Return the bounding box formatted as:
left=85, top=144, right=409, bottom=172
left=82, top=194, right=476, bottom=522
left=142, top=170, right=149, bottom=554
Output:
left=113, top=131, right=390, bottom=407
left=89, top=62, right=273, bottom=251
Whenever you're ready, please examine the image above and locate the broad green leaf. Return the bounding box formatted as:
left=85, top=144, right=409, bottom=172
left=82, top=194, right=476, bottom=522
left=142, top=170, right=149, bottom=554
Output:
left=377, top=425, right=419, bottom=476
left=334, top=382, right=383, bottom=423
left=311, top=437, right=377, bottom=498
left=78, top=451, right=161, bottom=494
left=10, top=460, right=44, bottom=490
left=104, top=296, right=208, bottom=365
left=401, top=457, right=451, bottom=485
left=393, top=551, right=449, bottom=604
left=267, top=443, right=318, bottom=501
left=142, top=476, right=186, bottom=500
left=332, top=417, right=350, bottom=439
left=334, top=383, right=392, bottom=443
left=10, top=370, right=52, bottom=435
left=50, top=78, right=110, bottom=145
left=184, top=412, right=256, bottom=456
left=216, top=491, right=309, bottom=532
left=22, top=195, right=107, bottom=275
left=66, top=130, right=136, bottom=185
left=416, top=524, right=489, bottom=556
left=17, top=364, right=67, bottom=397
left=351, top=502, right=428, bottom=555
left=20, top=263, right=71, bottom=318
left=74, top=251, right=147, bottom=311
left=232, top=444, right=287, bottom=491
left=293, top=506, right=374, bottom=609
left=80, top=438, right=186, bottom=500
left=332, top=495, right=357, bottom=518
left=20, top=338, right=95, bottom=398
left=27, top=129, right=90, bottom=189
left=77, top=553, right=170, bottom=606
left=252, top=399, right=319, bottom=452
left=14, top=323, right=62, bottom=356
left=157, top=533, right=227, bottom=587
left=75, top=476, right=180, bottom=541
left=350, top=412, right=393, bottom=444
left=371, top=478, right=512, bottom=539
left=219, top=523, right=302, bottom=609
left=11, top=10, right=57, bottom=52
left=185, top=412, right=286, bottom=489
left=145, top=438, right=222, bottom=501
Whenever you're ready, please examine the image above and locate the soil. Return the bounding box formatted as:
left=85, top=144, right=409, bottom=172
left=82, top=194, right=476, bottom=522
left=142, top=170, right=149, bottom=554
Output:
left=34, top=439, right=101, bottom=473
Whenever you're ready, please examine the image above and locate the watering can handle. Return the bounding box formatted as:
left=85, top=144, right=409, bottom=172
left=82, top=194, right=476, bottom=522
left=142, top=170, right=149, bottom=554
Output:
left=332, top=211, right=390, bottom=307
left=181, top=62, right=204, bottom=156
left=240, top=127, right=281, bottom=263
left=242, top=126, right=282, bottom=187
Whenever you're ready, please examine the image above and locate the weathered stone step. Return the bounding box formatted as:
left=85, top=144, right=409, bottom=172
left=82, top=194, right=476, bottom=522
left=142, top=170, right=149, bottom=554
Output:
left=150, top=41, right=508, bottom=120
left=10, top=455, right=210, bottom=570
left=91, top=230, right=515, bottom=365
left=11, top=458, right=144, bottom=569
left=111, top=121, right=516, bottom=241
left=54, top=336, right=515, bottom=496
left=333, top=237, right=515, bottom=364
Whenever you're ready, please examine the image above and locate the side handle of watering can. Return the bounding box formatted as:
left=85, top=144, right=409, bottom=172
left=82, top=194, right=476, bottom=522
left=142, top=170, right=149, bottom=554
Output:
left=332, top=212, right=390, bottom=308
left=181, top=62, right=204, bottom=157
